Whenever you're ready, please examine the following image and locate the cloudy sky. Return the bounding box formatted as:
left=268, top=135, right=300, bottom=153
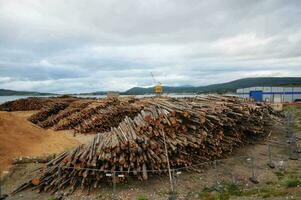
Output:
left=0, top=0, right=301, bottom=93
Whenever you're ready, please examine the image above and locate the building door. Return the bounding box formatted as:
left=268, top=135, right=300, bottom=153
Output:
left=250, top=91, right=263, bottom=102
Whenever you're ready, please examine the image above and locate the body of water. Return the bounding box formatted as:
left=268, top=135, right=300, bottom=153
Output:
left=0, top=96, right=41, bottom=104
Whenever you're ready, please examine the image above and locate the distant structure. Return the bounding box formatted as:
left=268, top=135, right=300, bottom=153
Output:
left=150, top=72, right=163, bottom=96
left=236, top=86, right=301, bottom=102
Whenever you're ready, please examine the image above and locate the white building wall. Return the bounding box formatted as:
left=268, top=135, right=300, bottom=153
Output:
left=263, top=94, right=271, bottom=102
left=263, top=86, right=273, bottom=101
left=244, top=88, right=250, bottom=93
left=255, top=86, right=264, bottom=91
left=272, top=87, right=283, bottom=92
left=283, top=95, right=293, bottom=102
left=273, top=94, right=282, bottom=103
left=283, top=87, right=293, bottom=102
left=293, top=94, right=301, bottom=101
left=237, top=89, right=243, bottom=93
left=294, top=87, right=301, bottom=92
left=263, top=87, right=272, bottom=92
left=250, top=87, right=257, bottom=91
left=292, top=87, right=301, bottom=101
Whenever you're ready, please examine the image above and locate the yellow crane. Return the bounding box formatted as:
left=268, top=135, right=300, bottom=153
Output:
left=150, top=72, right=163, bottom=96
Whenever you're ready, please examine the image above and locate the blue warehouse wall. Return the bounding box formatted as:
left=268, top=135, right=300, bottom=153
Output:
left=236, top=86, right=301, bottom=102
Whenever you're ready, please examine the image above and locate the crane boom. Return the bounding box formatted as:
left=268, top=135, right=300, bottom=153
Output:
left=150, top=72, right=156, bottom=84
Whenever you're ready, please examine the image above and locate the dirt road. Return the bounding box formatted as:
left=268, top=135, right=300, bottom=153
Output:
left=0, top=111, right=80, bottom=172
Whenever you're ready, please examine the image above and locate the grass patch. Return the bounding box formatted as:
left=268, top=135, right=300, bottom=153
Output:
left=198, top=191, right=229, bottom=200
left=231, top=186, right=288, bottom=198
left=274, top=170, right=285, bottom=180
left=198, top=191, right=217, bottom=200
left=196, top=181, right=290, bottom=200
left=224, top=182, right=242, bottom=196
left=265, top=181, right=275, bottom=185
left=274, top=170, right=301, bottom=188
left=197, top=182, right=243, bottom=200
left=256, top=187, right=287, bottom=198
left=137, top=195, right=148, bottom=200
left=281, top=178, right=301, bottom=188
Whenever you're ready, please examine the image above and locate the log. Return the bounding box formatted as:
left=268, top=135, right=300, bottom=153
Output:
left=12, top=154, right=56, bottom=164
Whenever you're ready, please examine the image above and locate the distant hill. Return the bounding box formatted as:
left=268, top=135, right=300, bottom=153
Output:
left=123, top=86, right=198, bottom=95
left=0, top=89, right=55, bottom=96
left=2, top=77, right=301, bottom=96
left=124, top=77, right=301, bottom=94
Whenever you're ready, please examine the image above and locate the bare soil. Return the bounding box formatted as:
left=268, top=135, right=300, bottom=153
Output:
left=0, top=111, right=80, bottom=172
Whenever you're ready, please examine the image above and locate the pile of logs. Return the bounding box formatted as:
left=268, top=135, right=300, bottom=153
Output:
left=53, top=100, right=120, bottom=131
left=0, top=97, right=82, bottom=111
left=37, top=100, right=93, bottom=129
left=74, top=104, right=142, bottom=134
left=27, top=97, right=142, bottom=134
left=28, top=103, right=69, bottom=124
left=0, top=97, right=54, bottom=111
left=13, top=96, right=282, bottom=194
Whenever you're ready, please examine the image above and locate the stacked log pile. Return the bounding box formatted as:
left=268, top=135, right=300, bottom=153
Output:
left=13, top=96, right=281, bottom=194
left=28, top=103, right=68, bottom=124
left=28, top=103, right=69, bottom=124
left=27, top=97, right=142, bottom=134
left=38, top=100, right=93, bottom=128
left=0, top=97, right=54, bottom=111
left=0, top=97, right=80, bottom=111
left=74, top=104, right=142, bottom=134
left=53, top=100, right=120, bottom=131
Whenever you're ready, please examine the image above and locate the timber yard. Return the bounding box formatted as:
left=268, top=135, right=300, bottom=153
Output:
left=0, top=92, right=300, bottom=200
left=1, top=1, right=301, bottom=199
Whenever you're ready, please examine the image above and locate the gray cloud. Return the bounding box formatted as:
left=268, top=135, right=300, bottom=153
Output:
left=0, top=0, right=300, bottom=93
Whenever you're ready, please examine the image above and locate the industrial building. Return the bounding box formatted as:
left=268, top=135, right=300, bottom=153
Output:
left=236, top=86, right=301, bottom=102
